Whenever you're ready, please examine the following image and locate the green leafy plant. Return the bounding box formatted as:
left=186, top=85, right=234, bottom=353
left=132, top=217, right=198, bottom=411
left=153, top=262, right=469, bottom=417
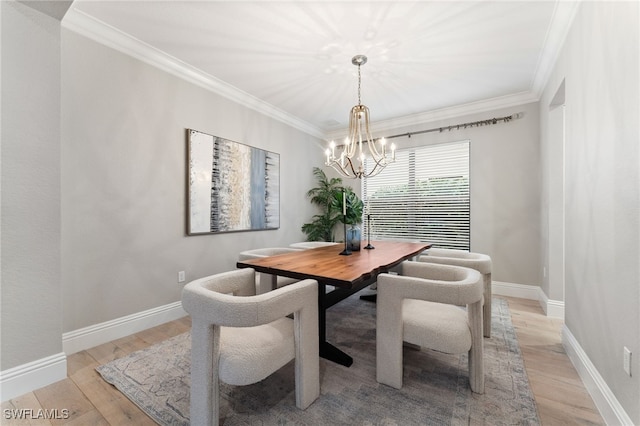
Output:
left=332, top=187, right=364, bottom=226
left=301, top=168, right=364, bottom=241
left=301, top=168, right=343, bottom=241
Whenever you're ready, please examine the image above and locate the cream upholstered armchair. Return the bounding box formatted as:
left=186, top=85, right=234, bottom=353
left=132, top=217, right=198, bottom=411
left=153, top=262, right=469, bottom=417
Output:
left=376, top=261, right=484, bottom=393
left=238, top=247, right=302, bottom=293
left=181, top=268, right=320, bottom=426
left=418, top=248, right=493, bottom=337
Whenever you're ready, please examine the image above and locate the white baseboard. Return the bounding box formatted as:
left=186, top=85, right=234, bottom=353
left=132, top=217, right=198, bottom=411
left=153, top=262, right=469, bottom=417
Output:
left=1, top=301, right=187, bottom=402
left=492, top=281, right=540, bottom=300
left=63, top=301, right=188, bottom=355
left=492, top=281, right=565, bottom=319
left=538, top=288, right=565, bottom=318
left=562, top=326, right=633, bottom=425
left=0, top=352, right=67, bottom=402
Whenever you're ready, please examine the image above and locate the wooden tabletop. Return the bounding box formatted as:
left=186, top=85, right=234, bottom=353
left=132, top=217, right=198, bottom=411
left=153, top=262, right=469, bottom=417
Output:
left=236, top=240, right=431, bottom=288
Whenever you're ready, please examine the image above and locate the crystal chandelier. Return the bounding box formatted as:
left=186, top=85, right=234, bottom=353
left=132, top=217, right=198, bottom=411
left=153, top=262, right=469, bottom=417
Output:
left=325, top=55, right=395, bottom=179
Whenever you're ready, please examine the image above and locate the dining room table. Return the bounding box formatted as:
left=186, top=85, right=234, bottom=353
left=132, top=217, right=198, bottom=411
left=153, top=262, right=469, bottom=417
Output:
left=236, top=240, right=432, bottom=367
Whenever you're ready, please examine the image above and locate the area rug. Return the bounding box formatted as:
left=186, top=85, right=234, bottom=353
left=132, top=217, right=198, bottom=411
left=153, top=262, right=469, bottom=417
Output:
left=97, top=295, right=539, bottom=425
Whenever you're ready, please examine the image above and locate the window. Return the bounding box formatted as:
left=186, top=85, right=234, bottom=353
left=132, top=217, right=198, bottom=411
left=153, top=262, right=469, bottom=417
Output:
left=362, top=140, right=470, bottom=250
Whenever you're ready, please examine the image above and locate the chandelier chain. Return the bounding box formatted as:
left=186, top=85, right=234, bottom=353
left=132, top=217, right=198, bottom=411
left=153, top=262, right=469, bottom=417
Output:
left=357, top=64, right=362, bottom=105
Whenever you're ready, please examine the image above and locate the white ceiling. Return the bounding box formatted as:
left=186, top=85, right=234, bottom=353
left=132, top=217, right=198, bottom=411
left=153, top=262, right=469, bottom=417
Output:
left=64, top=1, right=577, bottom=138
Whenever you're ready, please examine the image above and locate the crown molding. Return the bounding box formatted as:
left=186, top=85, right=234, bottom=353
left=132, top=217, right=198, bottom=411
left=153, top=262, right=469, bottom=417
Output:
left=61, top=7, right=325, bottom=139
left=325, top=90, right=539, bottom=140
left=530, top=1, right=581, bottom=96
left=62, top=2, right=579, bottom=143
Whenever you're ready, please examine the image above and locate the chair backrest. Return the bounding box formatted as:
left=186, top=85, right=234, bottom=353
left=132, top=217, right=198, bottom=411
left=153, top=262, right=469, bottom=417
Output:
left=420, top=248, right=491, bottom=275
left=182, top=268, right=317, bottom=327
left=238, top=248, right=301, bottom=293
left=397, top=261, right=483, bottom=306
left=289, top=242, right=339, bottom=249
left=182, top=268, right=262, bottom=326
left=238, top=247, right=301, bottom=260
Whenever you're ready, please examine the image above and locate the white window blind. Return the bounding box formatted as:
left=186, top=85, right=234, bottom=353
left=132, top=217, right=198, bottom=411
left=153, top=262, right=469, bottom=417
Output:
left=363, top=140, right=470, bottom=250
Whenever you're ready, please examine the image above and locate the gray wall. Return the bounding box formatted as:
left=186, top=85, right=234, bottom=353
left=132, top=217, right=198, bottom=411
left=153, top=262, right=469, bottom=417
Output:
left=61, top=30, right=323, bottom=332
left=1, top=2, right=64, bottom=371
left=540, top=2, right=639, bottom=422
left=337, top=102, right=541, bottom=287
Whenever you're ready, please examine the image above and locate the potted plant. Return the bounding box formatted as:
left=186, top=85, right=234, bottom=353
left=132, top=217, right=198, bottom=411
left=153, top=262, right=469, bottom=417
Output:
left=301, top=168, right=365, bottom=246
left=301, top=168, right=343, bottom=242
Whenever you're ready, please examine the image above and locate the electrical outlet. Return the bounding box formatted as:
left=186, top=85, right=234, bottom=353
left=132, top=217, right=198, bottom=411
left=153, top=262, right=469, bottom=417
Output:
left=543, top=267, right=547, bottom=278
left=623, top=347, right=632, bottom=376
left=178, top=271, right=186, bottom=283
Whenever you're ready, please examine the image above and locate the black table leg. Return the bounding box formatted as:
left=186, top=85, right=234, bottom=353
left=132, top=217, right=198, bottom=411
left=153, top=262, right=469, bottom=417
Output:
left=318, top=282, right=353, bottom=367
left=359, top=293, right=377, bottom=302
left=320, top=342, right=353, bottom=367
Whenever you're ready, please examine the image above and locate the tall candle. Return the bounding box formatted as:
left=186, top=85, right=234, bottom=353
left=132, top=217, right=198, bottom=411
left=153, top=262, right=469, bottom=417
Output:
left=342, top=191, right=346, bottom=216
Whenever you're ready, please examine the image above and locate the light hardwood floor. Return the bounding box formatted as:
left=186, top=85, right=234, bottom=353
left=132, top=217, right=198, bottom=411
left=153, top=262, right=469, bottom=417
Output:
left=1, top=297, right=604, bottom=425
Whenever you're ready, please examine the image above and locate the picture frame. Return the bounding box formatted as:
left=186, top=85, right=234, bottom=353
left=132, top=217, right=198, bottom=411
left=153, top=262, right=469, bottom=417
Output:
left=187, top=129, right=280, bottom=235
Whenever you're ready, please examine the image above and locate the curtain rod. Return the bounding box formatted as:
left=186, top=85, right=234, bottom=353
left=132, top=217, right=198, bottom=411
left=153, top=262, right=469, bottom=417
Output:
left=382, top=112, right=522, bottom=141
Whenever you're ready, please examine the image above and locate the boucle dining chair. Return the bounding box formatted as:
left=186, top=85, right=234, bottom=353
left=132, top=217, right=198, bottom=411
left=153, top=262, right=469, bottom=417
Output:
left=238, top=247, right=302, bottom=293
left=418, top=248, right=493, bottom=337
left=181, top=268, right=320, bottom=426
left=376, top=261, right=484, bottom=393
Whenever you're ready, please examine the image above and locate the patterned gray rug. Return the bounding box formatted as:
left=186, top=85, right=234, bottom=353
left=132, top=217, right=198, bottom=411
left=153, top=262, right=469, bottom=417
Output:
left=97, top=295, right=539, bottom=425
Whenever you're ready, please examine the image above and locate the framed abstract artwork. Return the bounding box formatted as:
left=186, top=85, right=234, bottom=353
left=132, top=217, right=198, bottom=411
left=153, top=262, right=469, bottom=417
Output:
left=187, top=129, right=280, bottom=235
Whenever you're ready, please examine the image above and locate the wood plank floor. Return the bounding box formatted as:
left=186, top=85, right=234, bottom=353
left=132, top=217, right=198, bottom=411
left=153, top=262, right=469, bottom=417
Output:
left=1, top=297, right=604, bottom=425
left=505, top=297, right=604, bottom=425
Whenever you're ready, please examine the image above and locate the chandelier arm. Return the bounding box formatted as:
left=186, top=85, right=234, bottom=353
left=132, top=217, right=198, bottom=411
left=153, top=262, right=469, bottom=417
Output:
left=364, top=157, right=385, bottom=177
left=345, top=157, right=360, bottom=178
left=366, top=166, right=384, bottom=178
left=328, top=159, right=353, bottom=178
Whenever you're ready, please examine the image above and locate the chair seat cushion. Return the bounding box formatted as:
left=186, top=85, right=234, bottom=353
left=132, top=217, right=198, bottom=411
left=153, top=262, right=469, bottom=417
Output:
left=219, top=317, right=295, bottom=385
left=402, top=299, right=471, bottom=354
